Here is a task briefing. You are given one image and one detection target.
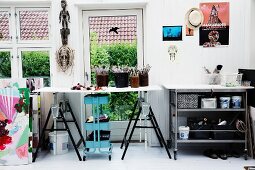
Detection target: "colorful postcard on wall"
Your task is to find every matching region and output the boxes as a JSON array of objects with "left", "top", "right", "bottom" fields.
[
  {"left": 186, "top": 25, "right": 194, "bottom": 36},
  {"left": 199, "top": 2, "right": 229, "bottom": 47},
  {"left": 163, "top": 26, "right": 182, "bottom": 41},
  {"left": 0, "top": 87, "right": 30, "bottom": 165}
]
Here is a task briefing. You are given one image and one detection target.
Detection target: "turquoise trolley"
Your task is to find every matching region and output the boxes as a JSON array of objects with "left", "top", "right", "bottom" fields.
[{"left": 83, "top": 94, "right": 112, "bottom": 161}]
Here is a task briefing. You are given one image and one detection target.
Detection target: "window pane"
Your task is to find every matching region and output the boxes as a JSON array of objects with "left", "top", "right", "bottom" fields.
[
  {"left": 89, "top": 15, "right": 138, "bottom": 121},
  {"left": 0, "top": 11, "right": 11, "bottom": 41},
  {"left": 21, "top": 51, "right": 50, "bottom": 86},
  {"left": 19, "top": 10, "right": 49, "bottom": 41},
  {"left": 0, "top": 51, "right": 11, "bottom": 78}
]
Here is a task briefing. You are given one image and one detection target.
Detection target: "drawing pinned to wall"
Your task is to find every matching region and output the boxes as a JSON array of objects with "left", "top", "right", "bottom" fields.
[
  {"left": 168, "top": 45, "right": 178, "bottom": 62},
  {"left": 199, "top": 2, "right": 229, "bottom": 47},
  {"left": 0, "top": 87, "right": 31, "bottom": 165},
  {"left": 163, "top": 26, "right": 182, "bottom": 41},
  {"left": 186, "top": 26, "right": 194, "bottom": 36}
]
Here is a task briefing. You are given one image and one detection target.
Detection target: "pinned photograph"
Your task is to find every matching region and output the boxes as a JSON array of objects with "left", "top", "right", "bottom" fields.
[
  {"left": 163, "top": 26, "right": 182, "bottom": 41},
  {"left": 186, "top": 26, "right": 194, "bottom": 36}
]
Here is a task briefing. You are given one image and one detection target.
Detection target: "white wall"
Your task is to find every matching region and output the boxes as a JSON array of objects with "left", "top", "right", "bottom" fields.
[
  {"left": 43, "top": 0, "right": 253, "bottom": 145},
  {"left": 47, "top": 0, "right": 252, "bottom": 87}
]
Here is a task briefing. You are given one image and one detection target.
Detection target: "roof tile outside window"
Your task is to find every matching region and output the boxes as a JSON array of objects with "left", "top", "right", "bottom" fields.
[
  {"left": 89, "top": 15, "right": 137, "bottom": 44},
  {"left": 19, "top": 10, "right": 49, "bottom": 41},
  {"left": 0, "top": 11, "right": 11, "bottom": 41}
]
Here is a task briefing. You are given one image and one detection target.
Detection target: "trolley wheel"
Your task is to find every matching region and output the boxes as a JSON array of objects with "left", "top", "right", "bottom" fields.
[
  {"left": 83, "top": 156, "right": 86, "bottom": 161},
  {"left": 86, "top": 148, "right": 90, "bottom": 152},
  {"left": 109, "top": 155, "right": 111, "bottom": 161},
  {"left": 174, "top": 151, "right": 177, "bottom": 160},
  {"left": 244, "top": 153, "right": 248, "bottom": 160},
  {"left": 244, "top": 150, "right": 248, "bottom": 160}
]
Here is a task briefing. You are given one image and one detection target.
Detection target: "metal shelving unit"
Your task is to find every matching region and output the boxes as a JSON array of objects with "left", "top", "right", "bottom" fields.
[{"left": 168, "top": 88, "right": 250, "bottom": 160}]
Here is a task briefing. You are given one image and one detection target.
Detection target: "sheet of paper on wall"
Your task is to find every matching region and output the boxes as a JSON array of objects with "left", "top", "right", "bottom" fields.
[{"left": 199, "top": 2, "right": 229, "bottom": 48}]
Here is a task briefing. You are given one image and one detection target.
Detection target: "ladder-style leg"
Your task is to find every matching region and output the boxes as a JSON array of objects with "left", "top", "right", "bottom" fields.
[
  {"left": 120, "top": 100, "right": 139, "bottom": 149},
  {"left": 121, "top": 106, "right": 142, "bottom": 160},
  {"left": 33, "top": 108, "right": 52, "bottom": 162},
  {"left": 67, "top": 102, "right": 86, "bottom": 147},
  {"left": 59, "top": 109, "right": 82, "bottom": 161},
  {"left": 149, "top": 107, "right": 172, "bottom": 159}
]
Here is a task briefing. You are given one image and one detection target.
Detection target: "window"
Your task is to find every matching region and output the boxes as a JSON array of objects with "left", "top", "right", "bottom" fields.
[
  {"left": 0, "top": 6, "right": 51, "bottom": 86},
  {"left": 83, "top": 10, "right": 143, "bottom": 121}
]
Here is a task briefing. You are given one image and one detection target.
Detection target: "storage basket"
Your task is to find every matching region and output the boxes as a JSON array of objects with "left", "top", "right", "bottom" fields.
[
  {"left": 201, "top": 98, "right": 217, "bottom": 109},
  {"left": 213, "top": 125, "right": 236, "bottom": 140},
  {"left": 221, "top": 73, "right": 242, "bottom": 87},
  {"left": 177, "top": 94, "right": 199, "bottom": 109},
  {"left": 189, "top": 124, "right": 212, "bottom": 139}
]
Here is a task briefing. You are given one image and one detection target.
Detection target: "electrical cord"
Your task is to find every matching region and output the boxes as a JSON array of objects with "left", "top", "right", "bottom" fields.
[{"left": 236, "top": 119, "right": 246, "bottom": 133}]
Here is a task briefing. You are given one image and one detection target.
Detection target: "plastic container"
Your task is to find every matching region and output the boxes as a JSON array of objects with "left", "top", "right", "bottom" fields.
[
  {"left": 221, "top": 73, "right": 242, "bottom": 87},
  {"left": 231, "top": 96, "right": 242, "bottom": 108},
  {"left": 49, "top": 131, "right": 69, "bottom": 155},
  {"left": 220, "top": 97, "right": 231, "bottom": 109},
  {"left": 204, "top": 74, "right": 221, "bottom": 85},
  {"left": 179, "top": 126, "right": 190, "bottom": 140},
  {"left": 201, "top": 98, "right": 217, "bottom": 108}
]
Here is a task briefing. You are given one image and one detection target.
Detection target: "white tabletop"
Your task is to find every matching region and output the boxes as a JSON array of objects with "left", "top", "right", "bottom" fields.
[
  {"left": 162, "top": 84, "right": 254, "bottom": 90},
  {"left": 33, "top": 85, "right": 162, "bottom": 93}
]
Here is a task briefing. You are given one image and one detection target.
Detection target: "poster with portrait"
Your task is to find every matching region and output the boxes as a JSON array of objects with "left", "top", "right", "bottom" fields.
[{"left": 199, "top": 2, "right": 229, "bottom": 47}]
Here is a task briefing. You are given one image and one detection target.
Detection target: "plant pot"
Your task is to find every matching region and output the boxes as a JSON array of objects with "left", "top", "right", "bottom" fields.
[
  {"left": 96, "top": 74, "right": 109, "bottom": 87},
  {"left": 139, "top": 73, "right": 149, "bottom": 86},
  {"left": 130, "top": 76, "right": 139, "bottom": 88},
  {"left": 114, "top": 73, "right": 129, "bottom": 88}
]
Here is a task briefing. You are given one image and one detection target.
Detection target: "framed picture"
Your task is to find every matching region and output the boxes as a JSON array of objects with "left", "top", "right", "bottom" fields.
[{"left": 163, "top": 26, "right": 182, "bottom": 41}]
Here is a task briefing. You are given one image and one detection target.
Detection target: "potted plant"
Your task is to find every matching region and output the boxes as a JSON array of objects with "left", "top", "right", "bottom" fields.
[
  {"left": 93, "top": 65, "right": 109, "bottom": 87},
  {"left": 111, "top": 66, "right": 130, "bottom": 88},
  {"left": 130, "top": 67, "right": 139, "bottom": 88},
  {"left": 139, "top": 64, "right": 151, "bottom": 87}
]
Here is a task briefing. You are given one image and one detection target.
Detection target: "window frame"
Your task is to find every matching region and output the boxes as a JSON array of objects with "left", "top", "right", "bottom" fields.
[{"left": 15, "top": 7, "right": 51, "bottom": 44}]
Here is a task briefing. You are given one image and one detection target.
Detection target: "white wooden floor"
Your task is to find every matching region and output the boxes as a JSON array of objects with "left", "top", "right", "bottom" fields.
[{"left": 1, "top": 143, "right": 254, "bottom": 170}]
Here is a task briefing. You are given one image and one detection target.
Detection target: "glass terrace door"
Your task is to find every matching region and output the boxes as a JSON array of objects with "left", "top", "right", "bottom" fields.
[{"left": 83, "top": 9, "right": 143, "bottom": 141}]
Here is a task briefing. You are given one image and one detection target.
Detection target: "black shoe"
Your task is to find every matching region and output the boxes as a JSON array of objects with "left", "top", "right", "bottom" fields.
[
  {"left": 203, "top": 149, "right": 218, "bottom": 159},
  {"left": 216, "top": 150, "right": 228, "bottom": 160}
]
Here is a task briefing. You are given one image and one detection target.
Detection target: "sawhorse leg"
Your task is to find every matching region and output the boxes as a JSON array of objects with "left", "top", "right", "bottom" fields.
[
  {"left": 120, "top": 100, "right": 139, "bottom": 149},
  {"left": 58, "top": 109, "right": 82, "bottom": 161},
  {"left": 121, "top": 106, "right": 142, "bottom": 160}
]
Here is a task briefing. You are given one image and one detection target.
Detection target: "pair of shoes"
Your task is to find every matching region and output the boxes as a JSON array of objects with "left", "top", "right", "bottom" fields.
[
  {"left": 203, "top": 149, "right": 218, "bottom": 159},
  {"left": 216, "top": 150, "right": 227, "bottom": 160}
]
